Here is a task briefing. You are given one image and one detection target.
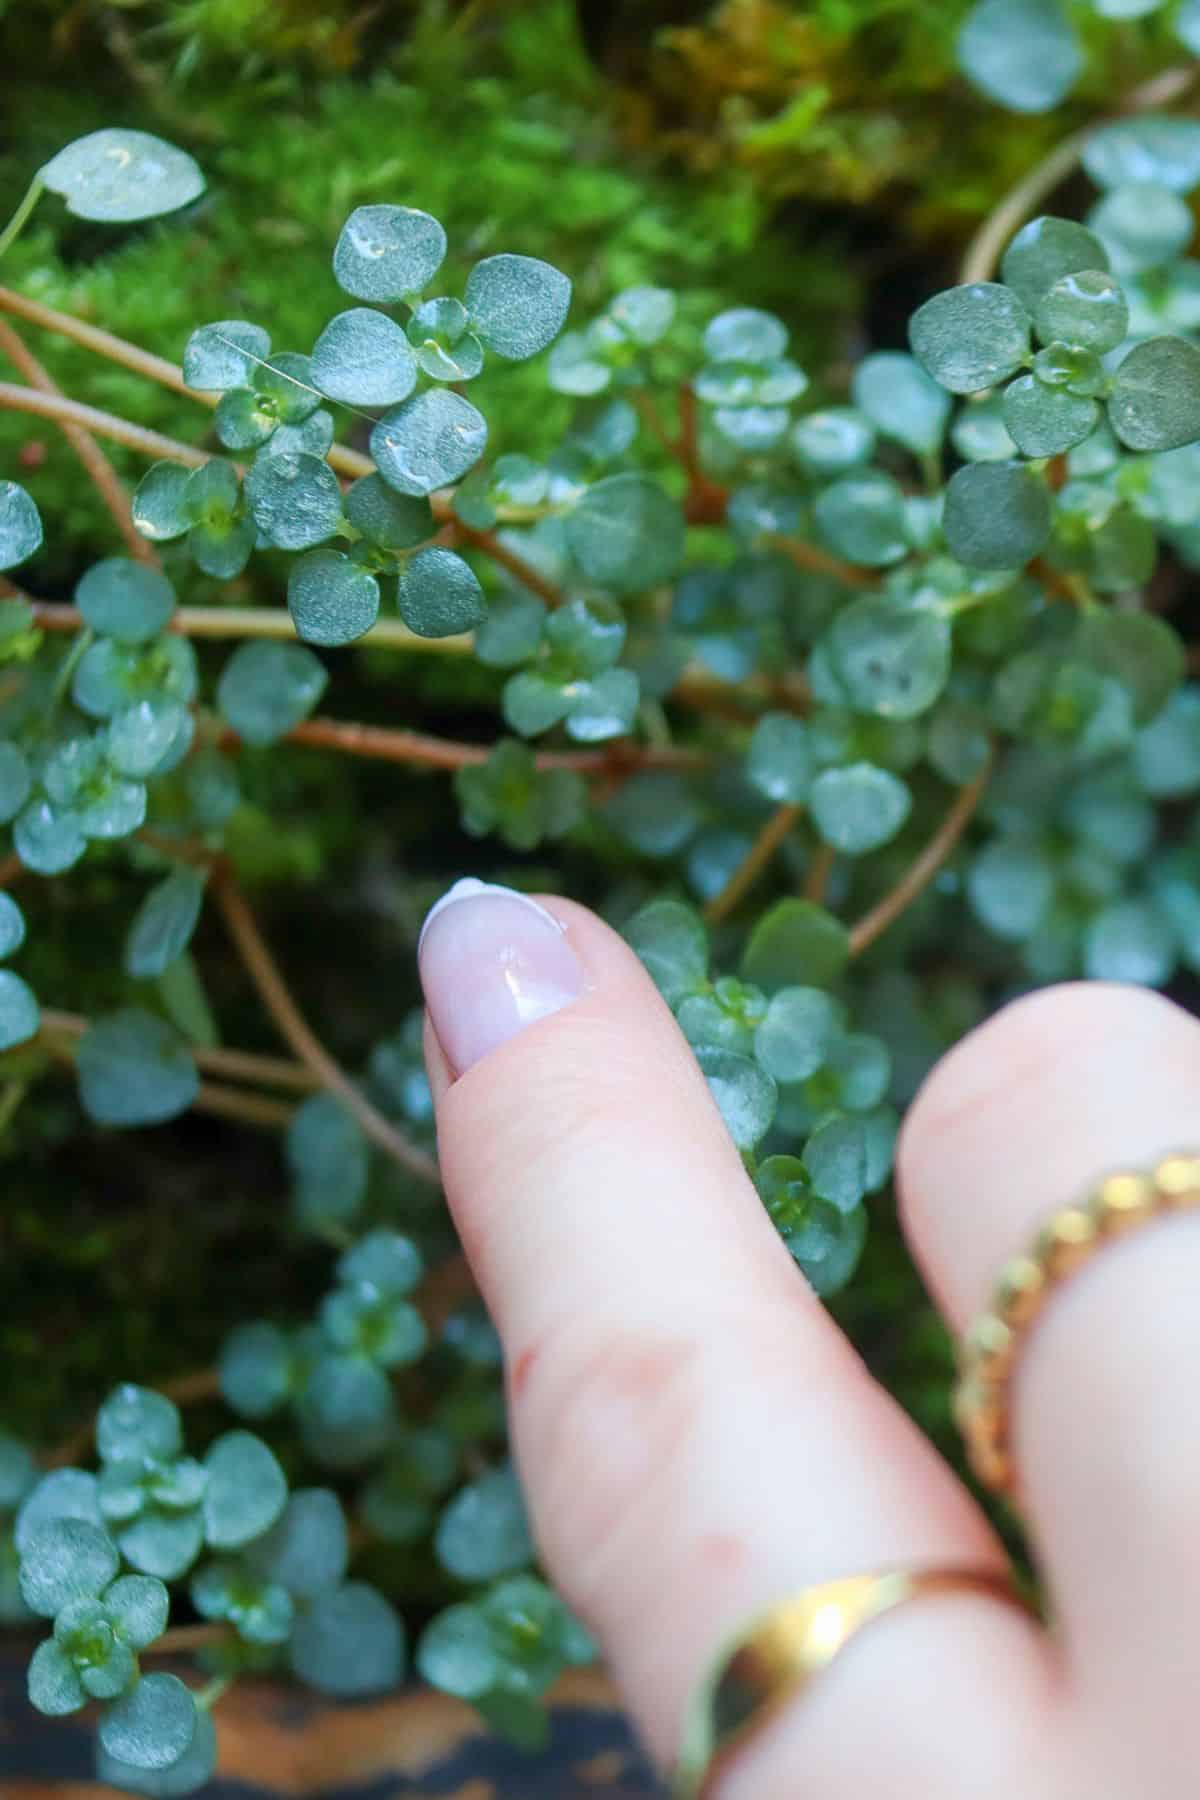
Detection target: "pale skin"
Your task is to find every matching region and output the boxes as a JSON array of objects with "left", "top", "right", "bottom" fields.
[{"left": 419, "top": 882, "right": 1200, "bottom": 1796}]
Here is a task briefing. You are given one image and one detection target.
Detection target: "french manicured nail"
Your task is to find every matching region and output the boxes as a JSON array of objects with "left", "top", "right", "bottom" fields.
[{"left": 418, "top": 878, "right": 582, "bottom": 1074}]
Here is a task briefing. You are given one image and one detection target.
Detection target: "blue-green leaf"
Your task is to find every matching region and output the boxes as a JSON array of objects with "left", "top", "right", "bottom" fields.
[
  {"left": 42, "top": 129, "right": 204, "bottom": 223},
  {"left": 371, "top": 389, "right": 488, "bottom": 497},
  {"left": 217, "top": 641, "right": 328, "bottom": 746},
  {"left": 0, "top": 481, "right": 43, "bottom": 571},
  {"left": 397, "top": 547, "right": 485, "bottom": 638},
  {"left": 565, "top": 473, "right": 684, "bottom": 591},
  {"left": 311, "top": 308, "right": 418, "bottom": 407},
  {"left": 465, "top": 254, "right": 571, "bottom": 361},
  {"left": 436, "top": 1468, "right": 532, "bottom": 1583},
  {"left": 909, "top": 283, "right": 1031, "bottom": 393},
  {"left": 289, "top": 1581, "right": 406, "bottom": 1698},
  {"left": 75, "top": 1010, "right": 199, "bottom": 1128},
  {"left": 97, "top": 1386, "right": 182, "bottom": 1464},
  {"left": 288, "top": 549, "right": 381, "bottom": 647},
  {"left": 182, "top": 321, "right": 271, "bottom": 392},
  {"left": 19, "top": 1519, "right": 119, "bottom": 1617},
  {"left": 124, "top": 868, "right": 205, "bottom": 981},
  {"left": 956, "top": 0, "right": 1081, "bottom": 113},
  {"left": 333, "top": 205, "right": 446, "bottom": 303},
  {"left": 98, "top": 1672, "right": 198, "bottom": 1772},
  {"left": 243, "top": 452, "right": 343, "bottom": 551},
  {"left": 202, "top": 1432, "right": 287, "bottom": 1550},
  {"left": 75, "top": 560, "right": 175, "bottom": 644},
  {"left": 0, "top": 970, "right": 39, "bottom": 1051}
]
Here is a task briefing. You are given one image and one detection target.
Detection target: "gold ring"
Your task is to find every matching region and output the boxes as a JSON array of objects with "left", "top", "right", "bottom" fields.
[
  {"left": 673, "top": 1564, "right": 1022, "bottom": 1798},
  {"left": 954, "top": 1152, "right": 1200, "bottom": 1497}
]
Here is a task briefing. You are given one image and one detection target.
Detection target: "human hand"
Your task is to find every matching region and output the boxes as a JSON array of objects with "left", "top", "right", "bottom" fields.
[{"left": 419, "top": 878, "right": 1200, "bottom": 1797}]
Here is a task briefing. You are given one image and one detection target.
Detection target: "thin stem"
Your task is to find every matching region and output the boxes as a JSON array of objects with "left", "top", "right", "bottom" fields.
[
  {"left": 276, "top": 714, "right": 709, "bottom": 774},
  {"left": 0, "top": 853, "right": 22, "bottom": 887},
  {"left": 960, "top": 65, "right": 1198, "bottom": 285},
  {"left": 0, "top": 1078, "right": 27, "bottom": 1139},
  {"left": 704, "top": 803, "right": 802, "bottom": 926},
  {"left": 155, "top": 1624, "right": 233, "bottom": 1656},
  {"left": 36, "top": 1008, "right": 319, "bottom": 1092},
  {"left": 211, "top": 865, "right": 440, "bottom": 1185},
  {"left": 193, "top": 1080, "right": 295, "bottom": 1129},
  {"left": 0, "top": 174, "right": 45, "bottom": 260},
  {"left": 447, "top": 518, "right": 565, "bottom": 609},
  {"left": 0, "top": 381, "right": 210, "bottom": 466},
  {"left": 28, "top": 598, "right": 471, "bottom": 655},
  {"left": 196, "top": 1673, "right": 234, "bottom": 1711},
  {"left": 848, "top": 754, "right": 994, "bottom": 958},
  {"left": 0, "top": 319, "right": 156, "bottom": 563},
  {"left": 770, "top": 533, "right": 879, "bottom": 591},
  {"left": 0, "top": 286, "right": 374, "bottom": 479},
  {"left": 803, "top": 842, "right": 835, "bottom": 905},
  {"left": 50, "top": 626, "right": 92, "bottom": 709},
  {"left": 677, "top": 382, "right": 730, "bottom": 524}
]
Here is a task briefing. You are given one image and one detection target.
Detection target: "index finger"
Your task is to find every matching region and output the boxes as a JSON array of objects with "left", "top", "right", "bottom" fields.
[{"left": 418, "top": 881, "right": 1046, "bottom": 1791}]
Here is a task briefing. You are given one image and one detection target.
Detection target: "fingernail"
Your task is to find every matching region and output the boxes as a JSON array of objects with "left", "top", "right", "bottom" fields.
[{"left": 418, "top": 878, "right": 582, "bottom": 1075}]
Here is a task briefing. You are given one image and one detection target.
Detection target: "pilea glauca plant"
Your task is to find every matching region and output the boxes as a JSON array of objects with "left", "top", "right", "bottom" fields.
[{"left": 7, "top": 82, "right": 1200, "bottom": 1790}]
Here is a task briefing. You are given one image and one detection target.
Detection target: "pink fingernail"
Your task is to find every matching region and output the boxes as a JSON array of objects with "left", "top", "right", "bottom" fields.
[{"left": 418, "top": 878, "right": 582, "bottom": 1075}]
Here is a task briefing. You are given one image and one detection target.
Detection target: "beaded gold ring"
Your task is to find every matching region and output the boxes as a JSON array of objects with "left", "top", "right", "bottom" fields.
[{"left": 954, "top": 1152, "right": 1200, "bottom": 1496}]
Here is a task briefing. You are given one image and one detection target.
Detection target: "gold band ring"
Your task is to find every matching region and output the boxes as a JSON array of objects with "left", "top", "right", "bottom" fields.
[
  {"left": 955, "top": 1152, "right": 1200, "bottom": 1497},
  {"left": 673, "top": 1564, "right": 1022, "bottom": 1798}
]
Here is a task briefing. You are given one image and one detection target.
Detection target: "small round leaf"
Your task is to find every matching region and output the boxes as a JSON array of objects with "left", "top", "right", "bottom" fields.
[
  {"left": 465, "top": 254, "right": 571, "bottom": 361},
  {"left": 397, "top": 547, "right": 485, "bottom": 638},
  {"left": 0, "top": 970, "right": 39, "bottom": 1052},
  {"left": 942, "top": 461, "right": 1052, "bottom": 569},
  {"left": 28, "top": 1638, "right": 87, "bottom": 1716},
  {"left": 288, "top": 549, "right": 381, "bottom": 647},
  {"left": 105, "top": 1575, "right": 170, "bottom": 1651},
  {"left": 97, "top": 1386, "right": 182, "bottom": 1464},
  {"left": 217, "top": 641, "right": 328, "bottom": 746},
  {"left": 565, "top": 473, "right": 684, "bottom": 591},
  {"left": 851, "top": 352, "right": 950, "bottom": 455},
  {"left": 311, "top": 308, "right": 418, "bottom": 407},
  {"left": 19, "top": 1519, "right": 119, "bottom": 1617},
  {"left": 243, "top": 452, "right": 343, "bottom": 551},
  {"left": 290, "top": 1581, "right": 406, "bottom": 1698},
  {"left": 75, "top": 1009, "right": 199, "bottom": 1128},
  {"left": 202, "top": 1431, "right": 287, "bottom": 1550},
  {"left": 1000, "top": 216, "right": 1110, "bottom": 314},
  {"left": 42, "top": 129, "right": 203, "bottom": 223},
  {"left": 333, "top": 205, "right": 446, "bottom": 302},
  {"left": 0, "top": 481, "right": 43, "bottom": 571},
  {"left": 909, "top": 283, "right": 1031, "bottom": 394},
  {"left": 956, "top": 0, "right": 1082, "bottom": 113},
  {"left": 1109, "top": 336, "right": 1200, "bottom": 451},
  {"left": 809, "top": 763, "right": 912, "bottom": 855},
  {"left": 98, "top": 1672, "right": 198, "bottom": 1772},
  {"left": 371, "top": 389, "right": 488, "bottom": 497}
]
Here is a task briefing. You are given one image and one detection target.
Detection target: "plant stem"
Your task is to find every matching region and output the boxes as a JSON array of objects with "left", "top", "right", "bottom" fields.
[
  {"left": 28, "top": 598, "right": 472, "bottom": 654},
  {"left": 50, "top": 626, "right": 92, "bottom": 708},
  {"left": 0, "top": 853, "right": 22, "bottom": 887},
  {"left": 274, "top": 714, "right": 709, "bottom": 773},
  {"left": 0, "top": 1078, "right": 27, "bottom": 1139},
  {"left": 770, "top": 533, "right": 879, "bottom": 591},
  {"left": 960, "top": 65, "right": 1198, "bottom": 285},
  {"left": 704, "top": 803, "right": 802, "bottom": 926},
  {"left": 37, "top": 1008, "right": 319, "bottom": 1091},
  {"left": 676, "top": 383, "right": 730, "bottom": 524},
  {"left": 0, "top": 175, "right": 45, "bottom": 260},
  {"left": 447, "top": 517, "right": 565, "bottom": 608},
  {"left": 211, "top": 865, "right": 440, "bottom": 1185},
  {"left": 0, "top": 285, "right": 374, "bottom": 478},
  {"left": 196, "top": 1673, "right": 235, "bottom": 1711},
  {"left": 803, "top": 842, "right": 835, "bottom": 904},
  {"left": 847, "top": 753, "right": 994, "bottom": 957},
  {"left": 0, "top": 319, "right": 156, "bottom": 563},
  {"left": 193, "top": 1080, "right": 295, "bottom": 1128},
  {"left": 153, "top": 1623, "right": 234, "bottom": 1655},
  {"left": 0, "top": 380, "right": 210, "bottom": 465}
]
